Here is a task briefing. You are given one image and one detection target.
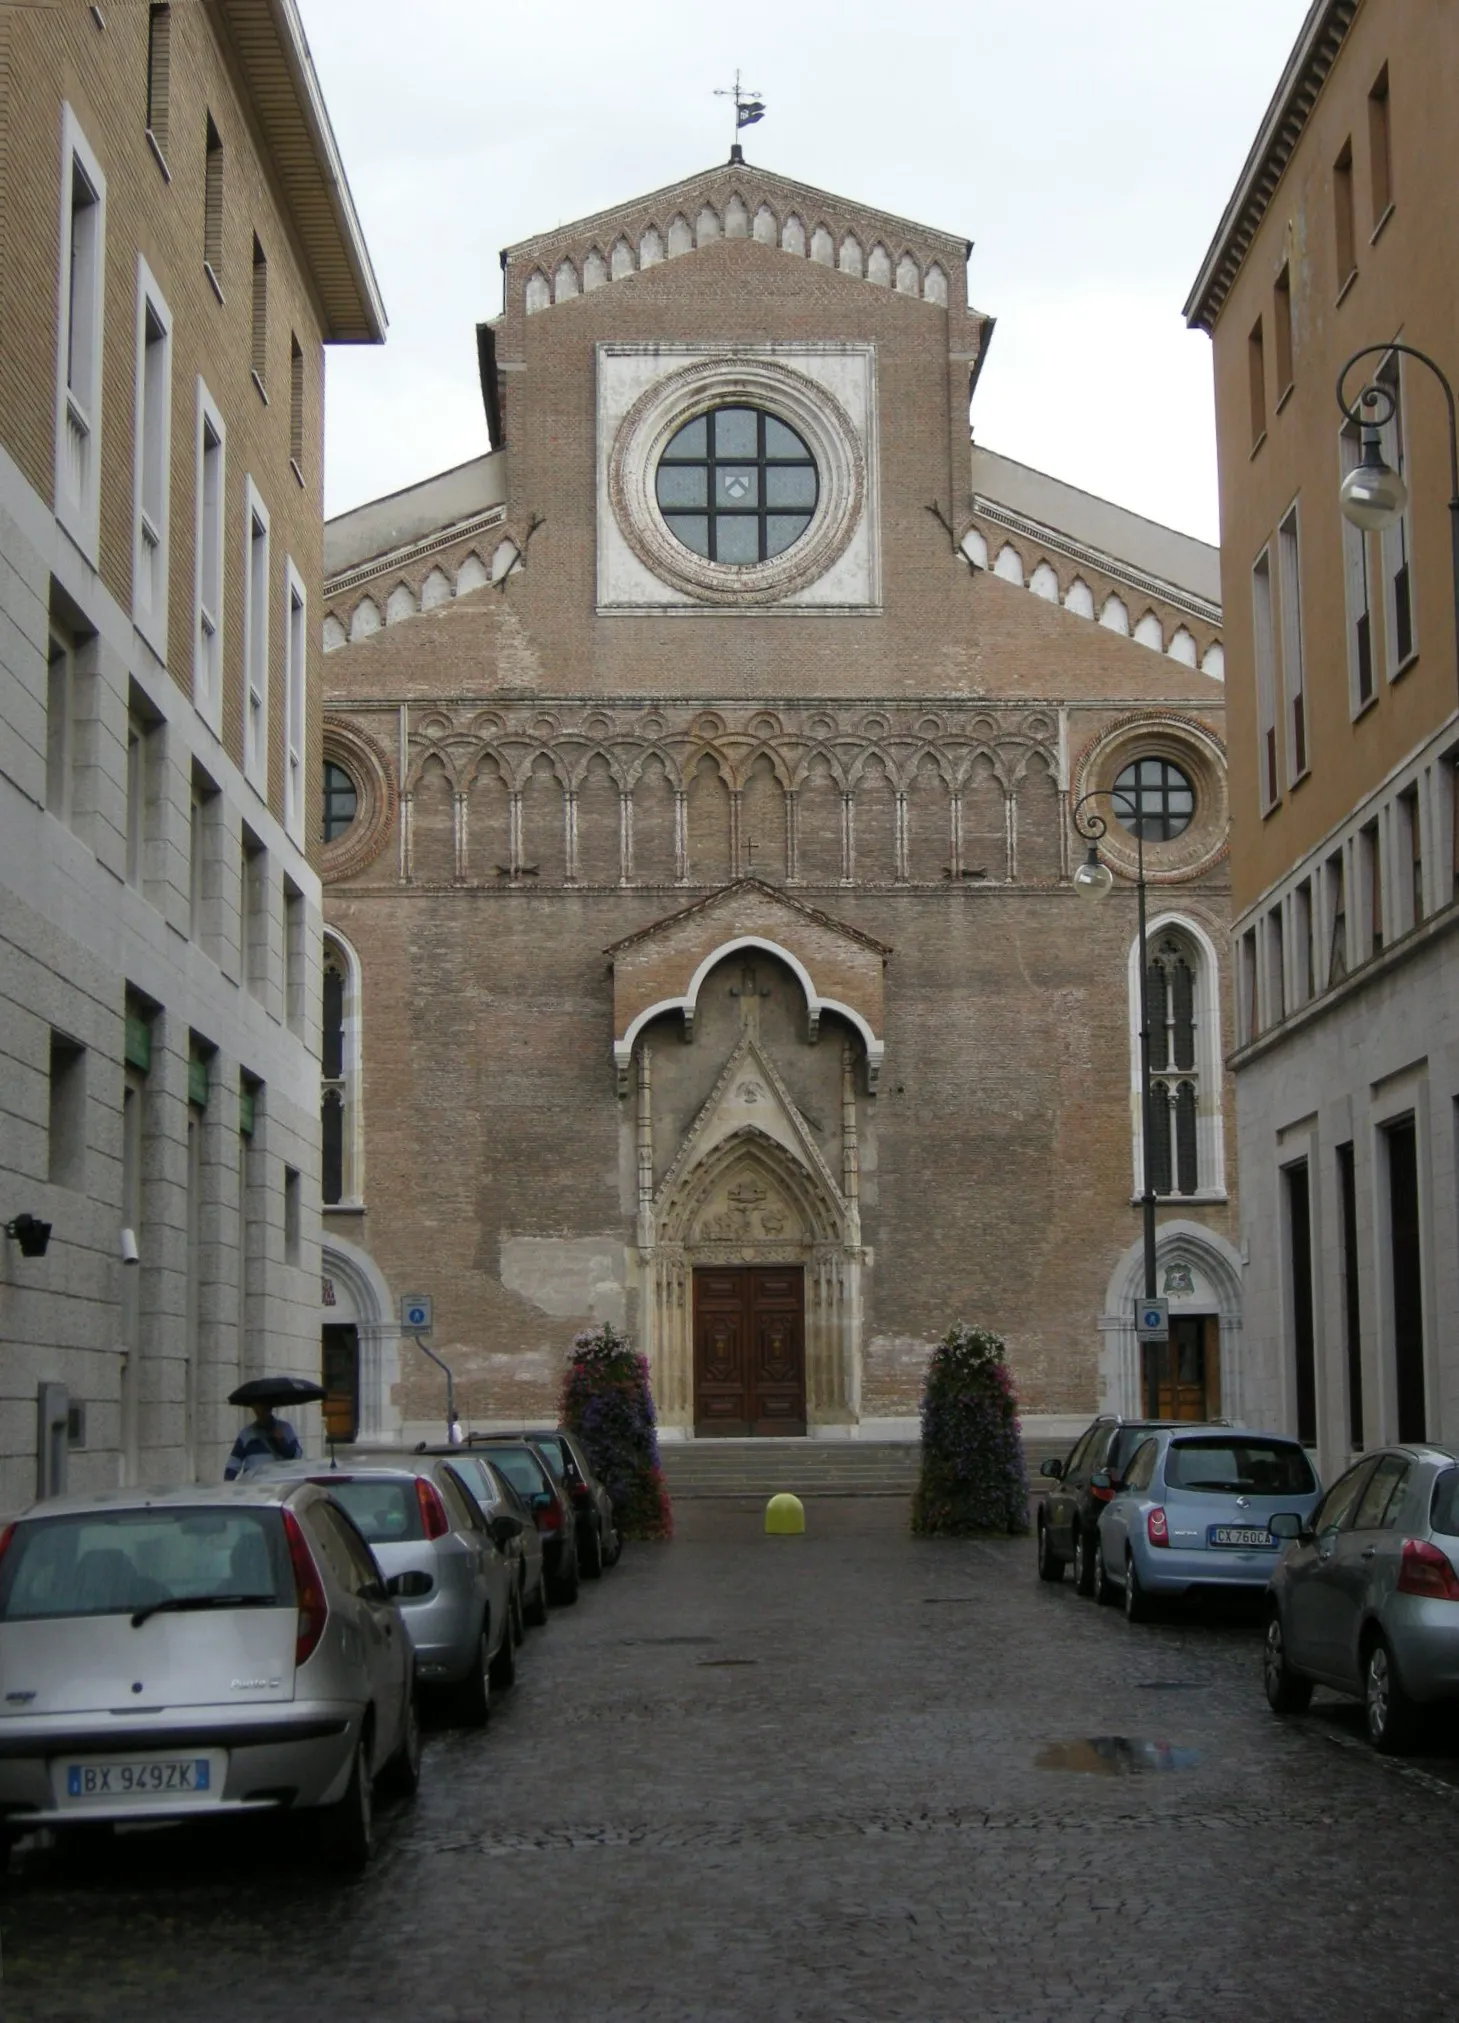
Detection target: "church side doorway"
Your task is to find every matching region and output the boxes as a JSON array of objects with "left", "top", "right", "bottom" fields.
[
  {"left": 693, "top": 1266, "right": 806, "bottom": 1436},
  {"left": 1142, "top": 1316, "right": 1221, "bottom": 1421}
]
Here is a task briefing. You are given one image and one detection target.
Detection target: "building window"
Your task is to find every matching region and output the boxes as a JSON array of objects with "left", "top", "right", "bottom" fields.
[
  {"left": 655, "top": 406, "right": 818, "bottom": 563},
  {"left": 322, "top": 761, "right": 358, "bottom": 842},
  {"left": 284, "top": 1166, "right": 302, "bottom": 1267},
  {"left": 1278, "top": 504, "right": 1307, "bottom": 781},
  {"left": 203, "top": 114, "right": 224, "bottom": 289},
  {"left": 1361, "top": 818, "right": 1383, "bottom": 956},
  {"left": 239, "top": 826, "right": 267, "bottom": 996},
  {"left": 243, "top": 482, "right": 269, "bottom": 792},
  {"left": 1294, "top": 879, "right": 1315, "bottom": 1006},
  {"left": 145, "top": 5, "right": 171, "bottom": 161},
  {"left": 1239, "top": 926, "right": 1258, "bottom": 1045},
  {"left": 283, "top": 879, "right": 306, "bottom": 1035},
  {"left": 1340, "top": 422, "right": 1376, "bottom": 710},
  {"left": 55, "top": 109, "right": 107, "bottom": 556},
  {"left": 1137, "top": 925, "right": 1221, "bottom": 1199},
  {"left": 46, "top": 619, "right": 77, "bottom": 822},
  {"left": 1368, "top": 64, "right": 1392, "bottom": 227},
  {"left": 1334, "top": 137, "right": 1356, "bottom": 291},
  {"left": 284, "top": 563, "right": 306, "bottom": 844},
  {"left": 1111, "top": 758, "right": 1194, "bottom": 840},
  {"left": 289, "top": 335, "right": 305, "bottom": 479},
  {"left": 250, "top": 235, "right": 268, "bottom": 394},
  {"left": 48, "top": 1032, "right": 87, "bottom": 1190},
  {"left": 125, "top": 689, "right": 162, "bottom": 893},
  {"left": 1267, "top": 906, "right": 1286, "bottom": 1024},
  {"left": 133, "top": 265, "right": 173, "bottom": 647},
  {"left": 1326, "top": 849, "right": 1348, "bottom": 985},
  {"left": 1376, "top": 353, "right": 1417, "bottom": 672},
  {"left": 1385, "top": 1117, "right": 1425, "bottom": 1442},
  {"left": 1252, "top": 548, "right": 1279, "bottom": 810},
  {"left": 1336, "top": 1140, "right": 1364, "bottom": 1449},
  {"left": 189, "top": 764, "right": 220, "bottom": 946},
  {"left": 321, "top": 934, "right": 361, "bottom": 1206},
  {"left": 194, "top": 384, "right": 225, "bottom": 725},
  {"left": 1247, "top": 317, "right": 1266, "bottom": 448},
  {"left": 1273, "top": 265, "right": 1294, "bottom": 400},
  {"left": 1284, "top": 1161, "right": 1317, "bottom": 1446},
  {"left": 1399, "top": 785, "right": 1423, "bottom": 930}
]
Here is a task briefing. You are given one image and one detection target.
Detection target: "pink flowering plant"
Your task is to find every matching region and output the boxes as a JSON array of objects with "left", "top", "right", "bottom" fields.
[
  {"left": 911, "top": 1322, "right": 1030, "bottom": 1537},
  {"left": 559, "top": 1322, "right": 673, "bottom": 1541}
]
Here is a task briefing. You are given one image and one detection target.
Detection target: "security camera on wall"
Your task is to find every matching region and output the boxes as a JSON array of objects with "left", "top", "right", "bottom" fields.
[{"left": 120, "top": 1227, "right": 139, "bottom": 1266}]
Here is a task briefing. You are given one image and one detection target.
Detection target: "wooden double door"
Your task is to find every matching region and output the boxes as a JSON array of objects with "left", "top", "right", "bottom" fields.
[
  {"left": 694, "top": 1266, "right": 806, "bottom": 1436},
  {"left": 1142, "top": 1315, "right": 1221, "bottom": 1421}
]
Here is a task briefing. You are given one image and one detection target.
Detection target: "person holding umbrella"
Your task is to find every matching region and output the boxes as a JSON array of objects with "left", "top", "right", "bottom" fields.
[{"left": 224, "top": 1376, "right": 325, "bottom": 1479}]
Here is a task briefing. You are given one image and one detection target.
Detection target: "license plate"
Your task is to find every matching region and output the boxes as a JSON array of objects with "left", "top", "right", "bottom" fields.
[
  {"left": 58, "top": 1751, "right": 224, "bottom": 1805},
  {"left": 1208, "top": 1524, "right": 1275, "bottom": 1549}
]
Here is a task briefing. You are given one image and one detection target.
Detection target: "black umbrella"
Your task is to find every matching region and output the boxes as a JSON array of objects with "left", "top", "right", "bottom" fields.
[{"left": 228, "top": 1376, "right": 327, "bottom": 1409}]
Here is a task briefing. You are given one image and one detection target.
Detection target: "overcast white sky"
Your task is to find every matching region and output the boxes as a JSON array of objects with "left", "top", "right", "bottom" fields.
[{"left": 305, "top": 0, "right": 1311, "bottom": 545}]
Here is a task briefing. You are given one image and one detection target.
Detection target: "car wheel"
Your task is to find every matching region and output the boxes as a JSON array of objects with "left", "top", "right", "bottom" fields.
[
  {"left": 1072, "top": 1527, "right": 1096, "bottom": 1597},
  {"left": 1262, "top": 1609, "right": 1313, "bottom": 1715},
  {"left": 580, "top": 1519, "right": 604, "bottom": 1581},
  {"left": 317, "top": 1734, "right": 375, "bottom": 1874},
  {"left": 489, "top": 1612, "right": 518, "bottom": 1692},
  {"left": 449, "top": 1626, "right": 492, "bottom": 1727},
  {"left": 378, "top": 1690, "right": 422, "bottom": 1800},
  {"left": 1091, "top": 1539, "right": 1115, "bottom": 1607},
  {"left": 524, "top": 1572, "right": 549, "bottom": 1627},
  {"left": 1365, "top": 1635, "right": 1418, "bottom": 1755},
  {"left": 1123, "top": 1553, "right": 1154, "bottom": 1625},
  {"left": 1036, "top": 1515, "right": 1066, "bottom": 1584}
]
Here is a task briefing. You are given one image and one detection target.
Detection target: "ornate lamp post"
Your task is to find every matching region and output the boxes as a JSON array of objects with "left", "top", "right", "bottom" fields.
[
  {"left": 1336, "top": 342, "right": 1459, "bottom": 709},
  {"left": 1072, "top": 786, "right": 1158, "bottom": 1324}
]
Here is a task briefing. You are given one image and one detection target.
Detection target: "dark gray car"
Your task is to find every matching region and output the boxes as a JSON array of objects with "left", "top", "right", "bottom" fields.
[
  {"left": 1265, "top": 1444, "right": 1459, "bottom": 1752},
  {"left": 498, "top": 1429, "right": 620, "bottom": 1579},
  {"left": 405, "top": 1449, "right": 548, "bottom": 1630}
]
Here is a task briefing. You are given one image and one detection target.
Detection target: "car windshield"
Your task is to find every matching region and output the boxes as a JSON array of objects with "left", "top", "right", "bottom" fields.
[
  {"left": 485, "top": 1447, "right": 550, "bottom": 1499},
  {"left": 1164, "top": 1439, "right": 1315, "bottom": 1495},
  {"left": 0, "top": 1508, "right": 290, "bottom": 1622},
  {"left": 327, "top": 1480, "right": 425, "bottom": 1544}
]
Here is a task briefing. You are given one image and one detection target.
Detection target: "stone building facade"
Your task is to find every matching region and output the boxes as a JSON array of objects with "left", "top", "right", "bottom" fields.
[
  {"left": 321, "top": 157, "right": 1237, "bottom": 1444},
  {"left": 0, "top": 4, "right": 383, "bottom": 1503},
  {"left": 1187, "top": 0, "right": 1459, "bottom": 1482}
]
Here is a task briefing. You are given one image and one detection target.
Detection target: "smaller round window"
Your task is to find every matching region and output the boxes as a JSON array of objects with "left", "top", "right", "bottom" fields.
[
  {"left": 323, "top": 761, "right": 358, "bottom": 843},
  {"left": 655, "top": 405, "right": 818, "bottom": 564},
  {"left": 1113, "top": 758, "right": 1195, "bottom": 841}
]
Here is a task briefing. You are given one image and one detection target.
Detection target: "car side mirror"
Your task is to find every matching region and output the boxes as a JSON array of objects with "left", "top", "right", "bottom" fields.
[
  {"left": 491, "top": 1512, "right": 524, "bottom": 1547},
  {"left": 1039, "top": 1458, "right": 1063, "bottom": 1479},
  {"left": 1268, "top": 1511, "right": 1309, "bottom": 1542},
  {"left": 385, "top": 1569, "right": 434, "bottom": 1600},
  {"left": 1091, "top": 1469, "right": 1113, "bottom": 1493}
]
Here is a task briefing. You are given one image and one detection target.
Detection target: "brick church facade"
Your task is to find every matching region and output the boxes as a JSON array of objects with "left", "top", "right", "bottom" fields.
[{"left": 318, "top": 157, "right": 1240, "bottom": 1445}]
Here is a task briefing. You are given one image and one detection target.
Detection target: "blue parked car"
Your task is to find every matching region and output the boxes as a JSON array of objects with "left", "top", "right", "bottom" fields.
[{"left": 1092, "top": 1428, "right": 1323, "bottom": 1622}]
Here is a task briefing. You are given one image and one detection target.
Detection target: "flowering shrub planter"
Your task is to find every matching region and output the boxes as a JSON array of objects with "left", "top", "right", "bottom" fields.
[
  {"left": 911, "top": 1323, "right": 1030, "bottom": 1537},
  {"left": 560, "top": 1323, "right": 674, "bottom": 1541}
]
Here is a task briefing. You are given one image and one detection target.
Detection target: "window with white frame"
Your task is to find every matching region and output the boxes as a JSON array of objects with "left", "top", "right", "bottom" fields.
[
  {"left": 193, "top": 383, "right": 225, "bottom": 726},
  {"left": 242, "top": 480, "right": 269, "bottom": 792},
  {"left": 55, "top": 107, "right": 107, "bottom": 556},
  {"left": 1339, "top": 421, "right": 1377, "bottom": 711},
  {"left": 132, "top": 261, "right": 173, "bottom": 649},
  {"left": 1278, "top": 503, "right": 1307, "bottom": 782},
  {"left": 1252, "top": 547, "right": 1279, "bottom": 811},
  {"left": 1377, "top": 352, "right": 1418, "bottom": 673},
  {"left": 284, "top": 560, "right": 306, "bottom": 843},
  {"left": 1133, "top": 922, "right": 1224, "bottom": 1199}
]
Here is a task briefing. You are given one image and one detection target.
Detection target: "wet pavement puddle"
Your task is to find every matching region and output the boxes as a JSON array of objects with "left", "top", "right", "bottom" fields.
[{"left": 1036, "top": 1737, "right": 1201, "bottom": 1776}]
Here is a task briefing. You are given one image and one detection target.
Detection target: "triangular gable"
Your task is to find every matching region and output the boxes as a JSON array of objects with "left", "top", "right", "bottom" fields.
[{"left": 654, "top": 1030, "right": 846, "bottom": 1217}]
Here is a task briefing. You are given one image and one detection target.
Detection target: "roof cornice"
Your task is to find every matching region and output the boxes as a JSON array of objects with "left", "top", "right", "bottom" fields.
[
  {"left": 1183, "top": 0, "right": 1359, "bottom": 335},
  {"left": 210, "top": 0, "right": 386, "bottom": 343},
  {"left": 970, "top": 496, "right": 1223, "bottom": 628}
]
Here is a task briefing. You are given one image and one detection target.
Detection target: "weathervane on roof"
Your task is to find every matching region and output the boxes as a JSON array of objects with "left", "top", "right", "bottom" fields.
[{"left": 714, "top": 71, "right": 765, "bottom": 164}]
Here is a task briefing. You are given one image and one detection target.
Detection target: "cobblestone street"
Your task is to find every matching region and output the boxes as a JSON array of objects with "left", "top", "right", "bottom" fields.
[{"left": 5, "top": 1498, "right": 1457, "bottom": 2023}]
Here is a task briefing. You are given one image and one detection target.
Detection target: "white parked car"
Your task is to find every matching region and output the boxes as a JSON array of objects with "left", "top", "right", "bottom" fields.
[{"left": 0, "top": 1481, "right": 422, "bottom": 1871}]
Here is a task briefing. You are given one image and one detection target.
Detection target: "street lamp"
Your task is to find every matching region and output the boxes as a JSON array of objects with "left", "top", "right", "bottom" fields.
[
  {"left": 1072, "top": 784, "right": 1159, "bottom": 1406},
  {"left": 1337, "top": 343, "right": 1459, "bottom": 708}
]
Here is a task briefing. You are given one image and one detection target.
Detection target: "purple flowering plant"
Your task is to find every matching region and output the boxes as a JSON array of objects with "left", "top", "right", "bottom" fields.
[
  {"left": 911, "top": 1322, "right": 1030, "bottom": 1537},
  {"left": 559, "top": 1322, "right": 673, "bottom": 1542}
]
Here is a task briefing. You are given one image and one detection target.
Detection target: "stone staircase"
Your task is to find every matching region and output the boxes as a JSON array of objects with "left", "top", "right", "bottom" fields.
[{"left": 658, "top": 1436, "right": 1070, "bottom": 1500}]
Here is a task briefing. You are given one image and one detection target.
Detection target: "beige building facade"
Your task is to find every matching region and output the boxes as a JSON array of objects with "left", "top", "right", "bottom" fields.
[
  {"left": 1187, "top": 0, "right": 1459, "bottom": 1480},
  {"left": 320, "top": 157, "right": 1238, "bottom": 1446},
  {"left": 0, "top": 3, "right": 383, "bottom": 1503}
]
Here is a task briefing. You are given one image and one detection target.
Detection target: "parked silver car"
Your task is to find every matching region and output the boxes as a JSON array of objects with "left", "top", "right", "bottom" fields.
[
  {"left": 1265, "top": 1444, "right": 1459, "bottom": 1752},
  {"left": 248, "top": 1459, "right": 513, "bottom": 1720},
  {"left": 0, "top": 1482, "right": 419, "bottom": 1871},
  {"left": 417, "top": 1449, "right": 549, "bottom": 1629}
]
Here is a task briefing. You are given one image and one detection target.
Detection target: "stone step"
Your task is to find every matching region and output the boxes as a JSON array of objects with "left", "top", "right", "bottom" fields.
[{"left": 657, "top": 1436, "right": 1071, "bottom": 1499}]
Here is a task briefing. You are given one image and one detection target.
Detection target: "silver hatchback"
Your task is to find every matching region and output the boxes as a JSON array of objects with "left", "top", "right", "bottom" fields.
[
  {"left": 1265, "top": 1444, "right": 1459, "bottom": 1751},
  {"left": 248, "top": 1460, "right": 513, "bottom": 1722},
  {"left": 0, "top": 1482, "right": 419, "bottom": 1870}
]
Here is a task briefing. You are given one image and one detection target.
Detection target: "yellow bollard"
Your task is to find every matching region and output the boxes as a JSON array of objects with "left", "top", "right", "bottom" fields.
[{"left": 764, "top": 1492, "right": 805, "bottom": 1536}]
